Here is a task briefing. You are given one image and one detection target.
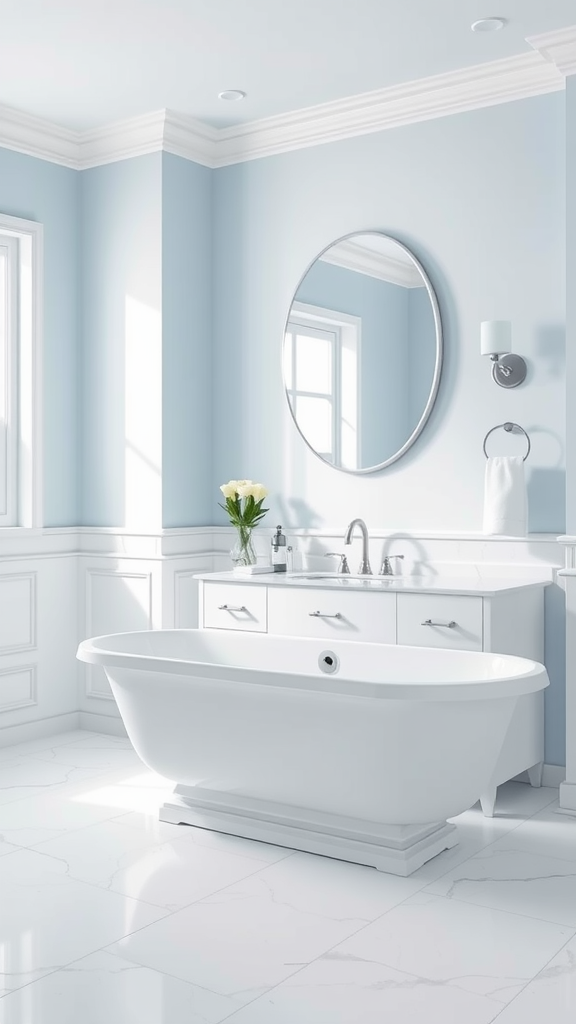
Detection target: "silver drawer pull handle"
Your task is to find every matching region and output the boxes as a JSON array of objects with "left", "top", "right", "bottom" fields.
[
  {"left": 309, "top": 611, "right": 342, "bottom": 619},
  {"left": 218, "top": 604, "right": 247, "bottom": 612},
  {"left": 422, "top": 618, "right": 457, "bottom": 628}
]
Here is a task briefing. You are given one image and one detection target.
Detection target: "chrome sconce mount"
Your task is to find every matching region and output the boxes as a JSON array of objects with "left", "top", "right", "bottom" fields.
[{"left": 481, "top": 321, "right": 527, "bottom": 389}]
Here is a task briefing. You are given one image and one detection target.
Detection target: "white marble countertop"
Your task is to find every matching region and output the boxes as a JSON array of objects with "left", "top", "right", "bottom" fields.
[{"left": 194, "top": 571, "right": 552, "bottom": 597}]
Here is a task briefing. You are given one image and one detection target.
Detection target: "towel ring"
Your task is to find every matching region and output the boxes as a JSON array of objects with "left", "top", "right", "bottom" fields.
[{"left": 483, "top": 422, "right": 531, "bottom": 461}]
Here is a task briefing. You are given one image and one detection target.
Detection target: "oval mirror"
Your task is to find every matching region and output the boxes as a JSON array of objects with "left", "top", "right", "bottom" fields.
[{"left": 283, "top": 231, "right": 442, "bottom": 473}]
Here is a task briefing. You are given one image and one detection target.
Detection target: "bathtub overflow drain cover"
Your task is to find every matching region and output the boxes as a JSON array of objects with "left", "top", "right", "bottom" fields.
[{"left": 319, "top": 651, "right": 340, "bottom": 674}]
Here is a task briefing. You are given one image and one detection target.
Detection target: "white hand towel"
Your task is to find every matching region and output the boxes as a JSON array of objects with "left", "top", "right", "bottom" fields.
[{"left": 483, "top": 456, "right": 527, "bottom": 536}]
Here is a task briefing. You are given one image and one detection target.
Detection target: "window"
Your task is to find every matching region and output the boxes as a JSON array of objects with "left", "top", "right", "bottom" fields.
[
  {"left": 284, "top": 302, "right": 360, "bottom": 470},
  {"left": 0, "top": 234, "right": 18, "bottom": 523},
  {"left": 0, "top": 215, "right": 42, "bottom": 527}
]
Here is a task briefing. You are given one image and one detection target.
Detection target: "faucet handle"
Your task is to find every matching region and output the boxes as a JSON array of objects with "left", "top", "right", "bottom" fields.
[
  {"left": 379, "top": 554, "right": 405, "bottom": 576},
  {"left": 325, "top": 552, "right": 351, "bottom": 575}
]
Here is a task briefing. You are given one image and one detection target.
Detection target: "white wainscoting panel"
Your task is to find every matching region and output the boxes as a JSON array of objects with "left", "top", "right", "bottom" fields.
[
  {"left": 0, "top": 572, "right": 36, "bottom": 653},
  {"left": 0, "top": 552, "right": 79, "bottom": 744},
  {"left": 173, "top": 570, "right": 200, "bottom": 628},
  {"left": 83, "top": 566, "right": 153, "bottom": 701},
  {"left": 77, "top": 534, "right": 216, "bottom": 727},
  {"left": 0, "top": 664, "right": 37, "bottom": 711}
]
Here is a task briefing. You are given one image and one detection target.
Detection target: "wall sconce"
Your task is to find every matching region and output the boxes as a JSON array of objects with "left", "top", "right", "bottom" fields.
[{"left": 480, "top": 320, "right": 527, "bottom": 388}]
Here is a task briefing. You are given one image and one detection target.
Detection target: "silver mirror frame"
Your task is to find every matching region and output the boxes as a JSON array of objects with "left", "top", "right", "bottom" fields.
[{"left": 282, "top": 231, "right": 443, "bottom": 475}]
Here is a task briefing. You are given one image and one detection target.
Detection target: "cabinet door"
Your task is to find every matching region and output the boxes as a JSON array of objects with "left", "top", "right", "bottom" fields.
[
  {"left": 397, "top": 594, "right": 483, "bottom": 650},
  {"left": 203, "top": 582, "right": 267, "bottom": 632},
  {"left": 267, "top": 587, "right": 396, "bottom": 643}
]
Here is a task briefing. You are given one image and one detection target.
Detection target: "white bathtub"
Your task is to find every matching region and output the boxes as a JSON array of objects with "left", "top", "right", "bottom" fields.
[{"left": 77, "top": 629, "right": 549, "bottom": 875}]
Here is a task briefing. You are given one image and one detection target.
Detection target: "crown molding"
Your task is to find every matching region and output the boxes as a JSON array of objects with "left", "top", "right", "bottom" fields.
[
  {"left": 161, "top": 110, "right": 218, "bottom": 168},
  {"left": 77, "top": 110, "right": 166, "bottom": 168},
  {"left": 527, "top": 25, "right": 576, "bottom": 76},
  {"left": 320, "top": 240, "right": 423, "bottom": 288},
  {"left": 0, "top": 29, "right": 573, "bottom": 171},
  {"left": 212, "top": 50, "right": 563, "bottom": 166},
  {"left": 78, "top": 108, "right": 219, "bottom": 170},
  {"left": 0, "top": 102, "right": 78, "bottom": 168}
]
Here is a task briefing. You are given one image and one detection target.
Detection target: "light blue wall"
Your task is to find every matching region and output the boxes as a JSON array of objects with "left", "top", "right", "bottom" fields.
[
  {"left": 79, "top": 154, "right": 163, "bottom": 526},
  {"left": 212, "top": 94, "right": 565, "bottom": 764},
  {"left": 294, "top": 259, "right": 409, "bottom": 465},
  {"left": 212, "top": 95, "right": 565, "bottom": 537},
  {"left": 0, "top": 147, "right": 78, "bottom": 525},
  {"left": 162, "top": 153, "right": 212, "bottom": 526}
]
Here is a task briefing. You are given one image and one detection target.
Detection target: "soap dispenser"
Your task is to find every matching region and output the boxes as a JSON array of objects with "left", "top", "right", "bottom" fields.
[{"left": 271, "top": 525, "right": 287, "bottom": 571}]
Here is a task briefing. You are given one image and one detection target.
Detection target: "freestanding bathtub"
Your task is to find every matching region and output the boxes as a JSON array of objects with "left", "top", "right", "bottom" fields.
[{"left": 77, "top": 629, "right": 549, "bottom": 875}]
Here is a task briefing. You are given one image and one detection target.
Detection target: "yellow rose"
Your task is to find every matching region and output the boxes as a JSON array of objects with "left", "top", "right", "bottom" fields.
[
  {"left": 250, "top": 483, "right": 268, "bottom": 501},
  {"left": 236, "top": 483, "right": 254, "bottom": 498}
]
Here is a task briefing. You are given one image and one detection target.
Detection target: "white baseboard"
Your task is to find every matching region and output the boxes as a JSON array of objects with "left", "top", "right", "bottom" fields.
[
  {"left": 558, "top": 779, "right": 576, "bottom": 812},
  {"left": 543, "top": 764, "right": 566, "bottom": 788},
  {"left": 514, "top": 763, "right": 565, "bottom": 788},
  {"left": 0, "top": 711, "right": 80, "bottom": 748},
  {"left": 78, "top": 710, "right": 128, "bottom": 738}
]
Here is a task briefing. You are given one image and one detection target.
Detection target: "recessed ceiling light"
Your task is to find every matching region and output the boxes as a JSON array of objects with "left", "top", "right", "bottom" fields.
[
  {"left": 218, "top": 90, "right": 246, "bottom": 102},
  {"left": 471, "top": 17, "right": 506, "bottom": 32}
]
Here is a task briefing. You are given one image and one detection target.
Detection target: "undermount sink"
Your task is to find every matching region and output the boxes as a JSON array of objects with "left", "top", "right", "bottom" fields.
[{"left": 289, "top": 572, "right": 395, "bottom": 585}]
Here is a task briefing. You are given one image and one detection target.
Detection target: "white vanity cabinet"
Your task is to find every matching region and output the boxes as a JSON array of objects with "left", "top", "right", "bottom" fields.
[
  {"left": 266, "top": 586, "right": 396, "bottom": 644},
  {"left": 196, "top": 574, "right": 549, "bottom": 816},
  {"left": 198, "top": 576, "right": 545, "bottom": 661}
]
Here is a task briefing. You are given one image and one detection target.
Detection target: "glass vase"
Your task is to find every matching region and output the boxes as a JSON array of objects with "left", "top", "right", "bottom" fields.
[{"left": 230, "top": 525, "right": 257, "bottom": 567}]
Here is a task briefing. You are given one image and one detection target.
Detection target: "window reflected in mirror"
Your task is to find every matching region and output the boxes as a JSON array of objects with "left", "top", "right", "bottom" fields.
[{"left": 283, "top": 232, "right": 442, "bottom": 474}]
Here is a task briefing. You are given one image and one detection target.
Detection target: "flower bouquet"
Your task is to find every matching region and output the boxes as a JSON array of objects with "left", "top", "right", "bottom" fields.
[{"left": 219, "top": 479, "right": 269, "bottom": 566}]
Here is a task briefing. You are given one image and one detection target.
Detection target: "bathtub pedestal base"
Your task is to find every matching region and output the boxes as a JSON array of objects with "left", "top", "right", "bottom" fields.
[{"left": 159, "top": 786, "right": 458, "bottom": 876}]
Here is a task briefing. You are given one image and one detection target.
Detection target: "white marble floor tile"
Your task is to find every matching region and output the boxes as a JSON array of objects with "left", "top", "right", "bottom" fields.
[
  {"left": 222, "top": 957, "right": 509, "bottom": 1024},
  {"left": 459, "top": 781, "right": 558, "bottom": 822},
  {"left": 425, "top": 845, "right": 576, "bottom": 926},
  {"left": 29, "top": 737, "right": 144, "bottom": 771},
  {"left": 116, "top": 810, "right": 299, "bottom": 864},
  {"left": 54, "top": 732, "right": 132, "bottom": 748},
  {"left": 492, "top": 933, "right": 576, "bottom": 1023},
  {"left": 106, "top": 852, "right": 421, "bottom": 1013},
  {"left": 0, "top": 730, "right": 101, "bottom": 762},
  {"left": 0, "top": 787, "right": 131, "bottom": 846},
  {"left": 0, "top": 847, "right": 168, "bottom": 995},
  {"left": 0, "top": 733, "right": 570, "bottom": 1022},
  {"left": 326, "top": 890, "right": 574, "bottom": 1006},
  {"left": 0, "top": 757, "right": 107, "bottom": 807},
  {"left": 36, "top": 746, "right": 145, "bottom": 769},
  {"left": 412, "top": 812, "right": 528, "bottom": 884},
  {"left": 104, "top": 810, "right": 197, "bottom": 842},
  {"left": 483, "top": 801, "right": 576, "bottom": 863},
  {"left": 0, "top": 838, "right": 19, "bottom": 856},
  {"left": 63, "top": 768, "right": 177, "bottom": 816},
  {"left": 32, "top": 818, "right": 287, "bottom": 910},
  {"left": 0, "top": 950, "right": 233, "bottom": 1024}
]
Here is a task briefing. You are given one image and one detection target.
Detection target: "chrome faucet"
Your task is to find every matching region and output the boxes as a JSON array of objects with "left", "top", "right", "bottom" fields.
[
  {"left": 325, "top": 552, "right": 351, "bottom": 574},
  {"left": 343, "top": 518, "right": 372, "bottom": 575},
  {"left": 380, "top": 554, "right": 405, "bottom": 576}
]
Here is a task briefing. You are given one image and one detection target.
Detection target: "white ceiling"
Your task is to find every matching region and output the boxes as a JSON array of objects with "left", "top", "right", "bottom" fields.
[{"left": 0, "top": 0, "right": 574, "bottom": 133}]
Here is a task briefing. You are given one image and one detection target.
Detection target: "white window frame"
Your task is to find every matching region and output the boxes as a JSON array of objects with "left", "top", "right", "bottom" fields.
[
  {"left": 287, "top": 301, "right": 361, "bottom": 469},
  {"left": 285, "top": 318, "right": 339, "bottom": 463},
  {"left": 0, "top": 214, "right": 43, "bottom": 528}
]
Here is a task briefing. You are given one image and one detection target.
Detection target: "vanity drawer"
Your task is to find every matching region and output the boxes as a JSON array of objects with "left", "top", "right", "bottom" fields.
[
  {"left": 203, "top": 583, "right": 267, "bottom": 632},
  {"left": 267, "top": 587, "right": 396, "bottom": 644},
  {"left": 396, "top": 594, "right": 483, "bottom": 651}
]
